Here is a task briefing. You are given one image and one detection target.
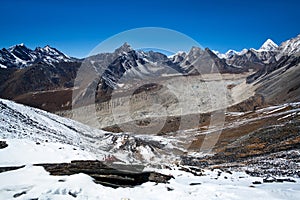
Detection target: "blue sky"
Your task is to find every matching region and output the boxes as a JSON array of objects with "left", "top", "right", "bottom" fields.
[{"left": 0, "top": 0, "right": 299, "bottom": 58}]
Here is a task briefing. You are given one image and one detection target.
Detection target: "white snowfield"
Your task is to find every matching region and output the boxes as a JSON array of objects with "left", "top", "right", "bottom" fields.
[{"left": 0, "top": 98, "right": 300, "bottom": 199}]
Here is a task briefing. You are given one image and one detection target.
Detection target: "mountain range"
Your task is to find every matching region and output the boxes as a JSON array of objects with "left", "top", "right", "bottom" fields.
[
  {"left": 0, "top": 34, "right": 300, "bottom": 113},
  {"left": 0, "top": 44, "right": 75, "bottom": 69},
  {"left": 1, "top": 35, "right": 298, "bottom": 71}
]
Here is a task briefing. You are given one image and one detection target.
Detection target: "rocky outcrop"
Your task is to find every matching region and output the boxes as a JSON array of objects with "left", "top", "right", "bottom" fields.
[
  {"left": 35, "top": 160, "right": 173, "bottom": 188},
  {"left": 0, "top": 141, "right": 8, "bottom": 149}
]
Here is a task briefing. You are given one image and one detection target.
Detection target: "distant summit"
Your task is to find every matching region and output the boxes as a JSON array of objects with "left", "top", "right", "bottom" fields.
[
  {"left": 114, "top": 42, "right": 133, "bottom": 55},
  {"left": 0, "top": 44, "right": 74, "bottom": 68},
  {"left": 259, "top": 39, "right": 278, "bottom": 51}
]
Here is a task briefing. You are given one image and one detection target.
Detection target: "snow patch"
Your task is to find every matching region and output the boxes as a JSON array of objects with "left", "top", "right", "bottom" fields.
[{"left": 0, "top": 63, "right": 7, "bottom": 69}]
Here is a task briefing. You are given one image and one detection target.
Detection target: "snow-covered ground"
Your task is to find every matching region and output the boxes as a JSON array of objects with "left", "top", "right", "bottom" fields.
[
  {"left": 0, "top": 139, "right": 96, "bottom": 167},
  {"left": 1, "top": 98, "right": 300, "bottom": 199},
  {"left": 0, "top": 139, "right": 299, "bottom": 199},
  {"left": 0, "top": 139, "right": 299, "bottom": 200}
]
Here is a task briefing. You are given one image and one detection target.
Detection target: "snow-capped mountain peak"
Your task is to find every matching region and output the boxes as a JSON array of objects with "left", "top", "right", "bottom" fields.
[
  {"left": 169, "top": 51, "right": 187, "bottom": 63},
  {"left": 186, "top": 46, "right": 204, "bottom": 59},
  {"left": 8, "top": 43, "right": 25, "bottom": 49},
  {"left": 214, "top": 49, "right": 249, "bottom": 59},
  {"left": 41, "top": 45, "right": 57, "bottom": 53},
  {"left": 225, "top": 49, "right": 238, "bottom": 58},
  {"left": 169, "top": 51, "right": 186, "bottom": 58},
  {"left": 174, "top": 51, "right": 186, "bottom": 56},
  {"left": 36, "top": 45, "right": 57, "bottom": 54},
  {"left": 211, "top": 50, "right": 223, "bottom": 58},
  {"left": 0, "top": 44, "right": 74, "bottom": 68},
  {"left": 239, "top": 48, "right": 248, "bottom": 55},
  {"left": 114, "top": 42, "right": 133, "bottom": 55},
  {"left": 190, "top": 46, "right": 202, "bottom": 53},
  {"left": 259, "top": 39, "right": 278, "bottom": 51},
  {"left": 36, "top": 45, "right": 70, "bottom": 59},
  {"left": 8, "top": 43, "right": 32, "bottom": 53}
]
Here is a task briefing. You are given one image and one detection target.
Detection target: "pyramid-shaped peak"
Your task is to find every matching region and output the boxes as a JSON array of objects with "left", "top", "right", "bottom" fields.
[
  {"left": 115, "top": 42, "right": 133, "bottom": 54},
  {"left": 187, "top": 46, "right": 204, "bottom": 56},
  {"left": 121, "top": 42, "right": 131, "bottom": 48},
  {"left": 190, "top": 46, "right": 202, "bottom": 52},
  {"left": 259, "top": 39, "right": 278, "bottom": 51}
]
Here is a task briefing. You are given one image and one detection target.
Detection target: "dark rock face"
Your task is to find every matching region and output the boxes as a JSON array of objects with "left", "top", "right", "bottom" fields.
[
  {"left": 0, "top": 141, "right": 8, "bottom": 149},
  {"left": 35, "top": 160, "right": 173, "bottom": 188},
  {"left": 0, "top": 165, "right": 24, "bottom": 173}
]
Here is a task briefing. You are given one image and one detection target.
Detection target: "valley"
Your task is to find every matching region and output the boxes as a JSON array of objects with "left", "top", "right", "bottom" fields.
[{"left": 0, "top": 34, "right": 300, "bottom": 199}]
